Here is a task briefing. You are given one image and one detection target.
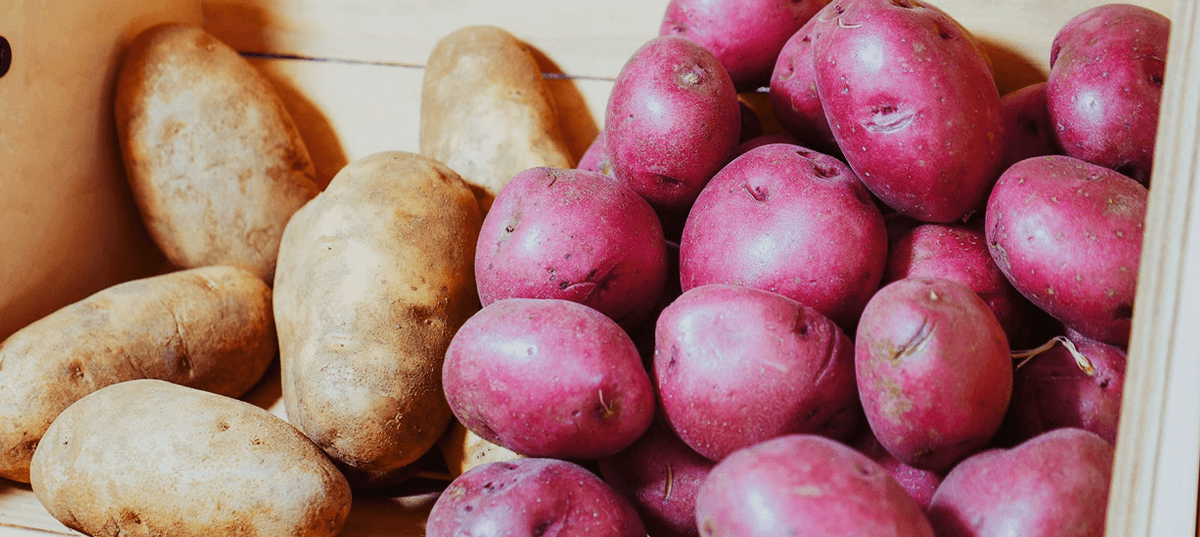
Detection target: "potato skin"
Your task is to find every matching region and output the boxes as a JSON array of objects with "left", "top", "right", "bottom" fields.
[
  {"left": 0, "top": 265, "right": 276, "bottom": 483},
  {"left": 273, "top": 151, "right": 481, "bottom": 484},
  {"left": 443, "top": 298, "right": 655, "bottom": 460},
  {"left": 812, "top": 0, "right": 1004, "bottom": 223},
  {"left": 927, "top": 428, "right": 1113, "bottom": 537},
  {"left": 985, "top": 155, "right": 1146, "bottom": 346},
  {"left": 696, "top": 434, "right": 935, "bottom": 537},
  {"left": 30, "top": 380, "right": 351, "bottom": 537},
  {"left": 1047, "top": 4, "right": 1169, "bottom": 186},
  {"left": 855, "top": 277, "right": 1012, "bottom": 472},
  {"left": 115, "top": 23, "right": 320, "bottom": 282},
  {"left": 427, "top": 458, "right": 646, "bottom": 537},
  {"left": 420, "top": 25, "right": 573, "bottom": 212}
]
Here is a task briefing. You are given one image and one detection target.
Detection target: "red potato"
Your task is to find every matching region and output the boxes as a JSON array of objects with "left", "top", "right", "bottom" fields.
[
  {"left": 985, "top": 155, "right": 1147, "bottom": 346},
  {"left": 1047, "top": 4, "right": 1170, "bottom": 186},
  {"left": 997, "top": 330, "right": 1125, "bottom": 447},
  {"left": 660, "top": 0, "right": 828, "bottom": 92},
  {"left": 427, "top": 458, "right": 646, "bottom": 537},
  {"left": 576, "top": 129, "right": 612, "bottom": 176},
  {"left": 654, "top": 284, "right": 860, "bottom": 462},
  {"left": 768, "top": 4, "right": 839, "bottom": 155},
  {"left": 731, "top": 133, "right": 802, "bottom": 159},
  {"left": 1000, "top": 82, "right": 1059, "bottom": 169},
  {"left": 812, "top": 0, "right": 1005, "bottom": 223},
  {"left": 695, "top": 434, "right": 936, "bottom": 537},
  {"left": 679, "top": 143, "right": 887, "bottom": 329},
  {"left": 850, "top": 426, "right": 944, "bottom": 511},
  {"left": 475, "top": 167, "right": 668, "bottom": 331},
  {"left": 885, "top": 222, "right": 1030, "bottom": 344},
  {"left": 442, "top": 298, "right": 655, "bottom": 460},
  {"left": 598, "top": 415, "right": 715, "bottom": 537},
  {"left": 856, "top": 277, "right": 1012, "bottom": 472},
  {"left": 605, "top": 35, "right": 742, "bottom": 214},
  {"left": 927, "top": 428, "right": 1114, "bottom": 537}
]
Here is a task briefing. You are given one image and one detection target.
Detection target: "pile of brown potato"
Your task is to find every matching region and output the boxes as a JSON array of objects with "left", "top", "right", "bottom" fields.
[{"left": 0, "top": 0, "right": 1169, "bottom": 536}]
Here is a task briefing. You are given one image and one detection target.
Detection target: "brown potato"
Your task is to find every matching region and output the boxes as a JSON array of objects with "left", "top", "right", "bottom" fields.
[
  {"left": 0, "top": 265, "right": 276, "bottom": 483},
  {"left": 30, "top": 379, "right": 351, "bottom": 537},
  {"left": 274, "top": 151, "right": 482, "bottom": 487},
  {"left": 115, "top": 23, "right": 320, "bottom": 282},
  {"left": 420, "top": 25, "right": 573, "bottom": 212},
  {"left": 437, "top": 420, "right": 525, "bottom": 479}
]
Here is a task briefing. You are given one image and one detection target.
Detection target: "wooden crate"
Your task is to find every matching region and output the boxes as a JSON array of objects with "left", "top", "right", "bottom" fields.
[{"left": 0, "top": 0, "right": 1194, "bottom": 535}]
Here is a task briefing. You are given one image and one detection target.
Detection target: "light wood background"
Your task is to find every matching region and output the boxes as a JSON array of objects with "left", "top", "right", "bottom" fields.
[{"left": 0, "top": 0, "right": 1191, "bottom": 535}]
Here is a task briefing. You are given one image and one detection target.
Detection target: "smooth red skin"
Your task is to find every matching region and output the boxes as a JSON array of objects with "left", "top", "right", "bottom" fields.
[
  {"left": 695, "top": 435, "right": 936, "bottom": 537},
  {"left": 442, "top": 298, "right": 655, "bottom": 460},
  {"left": 606, "top": 35, "right": 742, "bottom": 213},
  {"left": 1000, "top": 82, "right": 1059, "bottom": 169},
  {"left": 812, "top": 0, "right": 1005, "bottom": 223},
  {"left": 998, "top": 328, "right": 1125, "bottom": 447},
  {"left": 660, "top": 0, "right": 828, "bottom": 92},
  {"left": 850, "top": 426, "right": 944, "bottom": 511},
  {"left": 985, "top": 155, "right": 1146, "bottom": 346},
  {"left": 885, "top": 222, "right": 1030, "bottom": 344},
  {"left": 769, "top": 5, "right": 839, "bottom": 155},
  {"left": 598, "top": 416, "right": 715, "bottom": 537},
  {"left": 855, "top": 277, "right": 1012, "bottom": 472},
  {"left": 427, "top": 458, "right": 646, "bottom": 537},
  {"left": 577, "top": 129, "right": 612, "bottom": 176},
  {"left": 475, "top": 167, "right": 668, "bottom": 331},
  {"left": 1046, "top": 4, "right": 1169, "bottom": 186},
  {"left": 654, "top": 284, "right": 861, "bottom": 462},
  {"left": 679, "top": 143, "right": 887, "bottom": 329},
  {"left": 927, "top": 428, "right": 1114, "bottom": 537}
]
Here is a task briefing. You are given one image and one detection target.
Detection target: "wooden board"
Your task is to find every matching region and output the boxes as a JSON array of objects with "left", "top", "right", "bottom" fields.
[{"left": 0, "top": 0, "right": 1193, "bottom": 536}]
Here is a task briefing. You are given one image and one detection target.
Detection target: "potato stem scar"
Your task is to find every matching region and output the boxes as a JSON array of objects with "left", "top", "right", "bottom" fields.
[{"left": 1011, "top": 335, "right": 1096, "bottom": 375}]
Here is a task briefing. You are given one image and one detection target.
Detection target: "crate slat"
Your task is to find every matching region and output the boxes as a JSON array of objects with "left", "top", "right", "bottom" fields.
[{"left": 1107, "top": 0, "right": 1200, "bottom": 535}]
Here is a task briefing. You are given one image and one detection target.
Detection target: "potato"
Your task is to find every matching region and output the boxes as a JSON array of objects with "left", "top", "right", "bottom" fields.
[
  {"left": 427, "top": 458, "right": 646, "bottom": 537},
  {"left": 420, "top": 25, "right": 573, "bottom": 212},
  {"left": 856, "top": 277, "right": 1012, "bottom": 472},
  {"left": 849, "top": 426, "right": 944, "bottom": 511},
  {"left": 999, "top": 82, "right": 1059, "bottom": 169},
  {"left": 696, "top": 434, "right": 935, "bottom": 537},
  {"left": 811, "top": 0, "right": 1005, "bottom": 223},
  {"left": 1046, "top": 4, "right": 1170, "bottom": 185},
  {"left": 577, "top": 129, "right": 613, "bottom": 176},
  {"left": 927, "top": 428, "right": 1113, "bottom": 537},
  {"left": 30, "top": 379, "right": 351, "bottom": 537},
  {"left": 654, "top": 284, "right": 860, "bottom": 462},
  {"left": 985, "top": 155, "right": 1147, "bottom": 346},
  {"left": 679, "top": 143, "right": 887, "bottom": 329},
  {"left": 606, "top": 35, "right": 742, "bottom": 214},
  {"left": 885, "top": 222, "right": 1030, "bottom": 343},
  {"left": 998, "top": 330, "right": 1125, "bottom": 446},
  {"left": 0, "top": 265, "right": 275, "bottom": 483},
  {"left": 474, "top": 167, "right": 669, "bottom": 331},
  {"left": 768, "top": 4, "right": 839, "bottom": 155},
  {"left": 598, "top": 415, "right": 715, "bottom": 537},
  {"left": 273, "top": 151, "right": 481, "bottom": 486},
  {"left": 115, "top": 24, "right": 320, "bottom": 283},
  {"left": 660, "top": 0, "right": 827, "bottom": 92},
  {"left": 437, "top": 420, "right": 525, "bottom": 479},
  {"left": 442, "top": 298, "right": 655, "bottom": 460}
]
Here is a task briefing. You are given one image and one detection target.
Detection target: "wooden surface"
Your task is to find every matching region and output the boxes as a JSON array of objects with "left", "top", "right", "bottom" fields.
[
  {"left": 1107, "top": 0, "right": 1200, "bottom": 536},
  {"left": 0, "top": 0, "right": 1191, "bottom": 535}
]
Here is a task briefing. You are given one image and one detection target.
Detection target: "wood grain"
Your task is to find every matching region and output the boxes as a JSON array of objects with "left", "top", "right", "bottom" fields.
[{"left": 1106, "top": 0, "right": 1200, "bottom": 536}]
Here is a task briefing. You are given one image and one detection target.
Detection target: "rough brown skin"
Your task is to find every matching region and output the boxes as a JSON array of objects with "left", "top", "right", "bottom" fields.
[
  {"left": 115, "top": 24, "right": 320, "bottom": 283},
  {"left": 420, "top": 25, "right": 574, "bottom": 213},
  {"left": 30, "top": 380, "right": 352, "bottom": 537},
  {"left": 437, "top": 420, "right": 525, "bottom": 479},
  {"left": 0, "top": 265, "right": 276, "bottom": 483},
  {"left": 273, "top": 151, "right": 482, "bottom": 487}
]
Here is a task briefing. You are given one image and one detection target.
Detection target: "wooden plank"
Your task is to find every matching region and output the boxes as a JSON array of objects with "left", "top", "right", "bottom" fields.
[{"left": 1106, "top": 0, "right": 1200, "bottom": 535}]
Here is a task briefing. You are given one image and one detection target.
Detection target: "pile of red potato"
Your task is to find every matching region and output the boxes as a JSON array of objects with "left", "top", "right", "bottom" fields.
[{"left": 431, "top": 0, "right": 1168, "bottom": 536}]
